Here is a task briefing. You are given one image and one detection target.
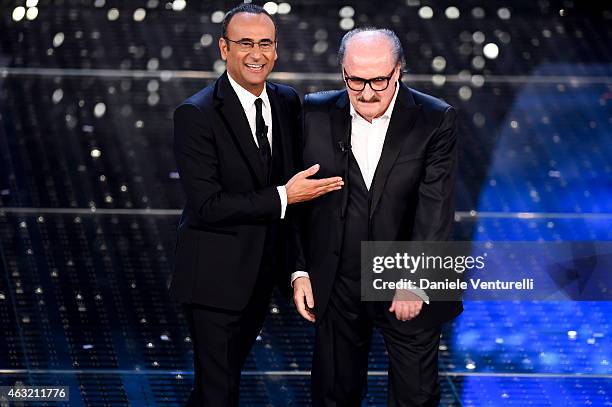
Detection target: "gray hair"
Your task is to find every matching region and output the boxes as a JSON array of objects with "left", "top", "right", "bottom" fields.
[{"left": 338, "top": 27, "right": 406, "bottom": 70}]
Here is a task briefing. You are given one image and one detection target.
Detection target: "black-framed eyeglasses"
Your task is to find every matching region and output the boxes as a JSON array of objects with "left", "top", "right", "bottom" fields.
[
  {"left": 343, "top": 68, "right": 396, "bottom": 92},
  {"left": 223, "top": 37, "right": 276, "bottom": 52}
]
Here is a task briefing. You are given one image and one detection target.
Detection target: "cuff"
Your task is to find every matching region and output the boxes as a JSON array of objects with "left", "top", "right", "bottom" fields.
[
  {"left": 409, "top": 288, "right": 430, "bottom": 304},
  {"left": 291, "top": 271, "right": 309, "bottom": 287},
  {"left": 276, "top": 185, "right": 287, "bottom": 219}
]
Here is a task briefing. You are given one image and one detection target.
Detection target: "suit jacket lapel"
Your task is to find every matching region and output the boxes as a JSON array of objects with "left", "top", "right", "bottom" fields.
[
  {"left": 266, "top": 82, "right": 287, "bottom": 180},
  {"left": 214, "top": 72, "right": 266, "bottom": 186},
  {"left": 369, "top": 84, "right": 421, "bottom": 218},
  {"left": 331, "top": 92, "right": 352, "bottom": 217}
]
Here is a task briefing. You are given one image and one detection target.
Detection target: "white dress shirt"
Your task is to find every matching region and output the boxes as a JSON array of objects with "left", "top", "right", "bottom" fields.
[
  {"left": 227, "top": 73, "right": 287, "bottom": 218},
  {"left": 349, "top": 83, "right": 400, "bottom": 190},
  {"left": 291, "top": 84, "right": 429, "bottom": 303}
]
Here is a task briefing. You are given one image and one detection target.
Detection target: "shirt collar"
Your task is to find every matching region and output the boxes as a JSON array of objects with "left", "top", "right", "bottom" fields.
[
  {"left": 227, "top": 71, "right": 270, "bottom": 111},
  {"left": 349, "top": 81, "right": 400, "bottom": 122}
]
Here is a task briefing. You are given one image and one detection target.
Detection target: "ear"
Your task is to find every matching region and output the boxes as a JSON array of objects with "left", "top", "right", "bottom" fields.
[
  {"left": 219, "top": 37, "right": 228, "bottom": 61},
  {"left": 392, "top": 63, "right": 402, "bottom": 82}
]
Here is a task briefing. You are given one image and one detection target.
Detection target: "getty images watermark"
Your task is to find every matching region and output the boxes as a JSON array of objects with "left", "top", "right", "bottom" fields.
[{"left": 360, "top": 241, "right": 612, "bottom": 302}]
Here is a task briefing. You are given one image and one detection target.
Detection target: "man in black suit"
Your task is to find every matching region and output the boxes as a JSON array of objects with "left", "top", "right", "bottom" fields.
[
  {"left": 293, "top": 28, "right": 462, "bottom": 406},
  {"left": 169, "top": 4, "right": 343, "bottom": 406}
]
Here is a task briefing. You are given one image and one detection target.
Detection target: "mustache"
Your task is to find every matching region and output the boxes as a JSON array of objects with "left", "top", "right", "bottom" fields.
[{"left": 357, "top": 95, "right": 381, "bottom": 103}]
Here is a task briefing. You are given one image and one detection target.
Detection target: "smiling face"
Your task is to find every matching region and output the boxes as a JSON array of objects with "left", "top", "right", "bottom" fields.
[
  {"left": 342, "top": 32, "right": 401, "bottom": 122},
  {"left": 219, "top": 12, "right": 277, "bottom": 96}
]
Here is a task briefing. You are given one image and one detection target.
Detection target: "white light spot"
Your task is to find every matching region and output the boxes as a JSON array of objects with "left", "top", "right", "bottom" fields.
[
  {"left": 26, "top": 0, "right": 39, "bottom": 6},
  {"left": 147, "top": 58, "right": 159, "bottom": 70},
  {"left": 147, "top": 80, "right": 159, "bottom": 92},
  {"left": 148, "top": 93, "right": 160, "bottom": 106},
  {"left": 26, "top": 7, "right": 39, "bottom": 20},
  {"left": 431, "top": 56, "right": 446, "bottom": 71},
  {"left": 498, "top": 7, "right": 511, "bottom": 20},
  {"left": 471, "top": 7, "right": 485, "bottom": 18},
  {"left": 459, "top": 86, "right": 472, "bottom": 101},
  {"left": 339, "top": 18, "right": 354, "bottom": 30},
  {"left": 471, "top": 74, "right": 485, "bottom": 87},
  {"left": 213, "top": 59, "right": 226, "bottom": 74},
  {"left": 567, "top": 330, "right": 577, "bottom": 339},
  {"left": 133, "top": 8, "right": 146, "bottom": 21},
  {"left": 52, "top": 89, "right": 63, "bottom": 103},
  {"left": 510, "top": 120, "right": 518, "bottom": 129},
  {"left": 94, "top": 102, "right": 106, "bottom": 118},
  {"left": 472, "top": 31, "right": 485, "bottom": 44},
  {"left": 200, "top": 34, "right": 213, "bottom": 47},
  {"left": 431, "top": 74, "right": 446, "bottom": 87},
  {"left": 161, "top": 46, "right": 172, "bottom": 58},
  {"left": 277, "top": 2, "right": 291, "bottom": 14},
  {"left": 418, "top": 6, "right": 433, "bottom": 19},
  {"left": 53, "top": 32, "right": 65, "bottom": 47},
  {"left": 211, "top": 10, "right": 225, "bottom": 23},
  {"left": 263, "top": 2, "right": 278, "bottom": 15},
  {"left": 339, "top": 6, "right": 355, "bottom": 18},
  {"left": 172, "top": 0, "right": 187, "bottom": 11},
  {"left": 445, "top": 6, "right": 460, "bottom": 19},
  {"left": 472, "top": 55, "right": 485, "bottom": 69},
  {"left": 313, "top": 41, "right": 328, "bottom": 54},
  {"left": 12, "top": 7, "right": 26, "bottom": 21},
  {"left": 91, "top": 149, "right": 101, "bottom": 158},
  {"left": 107, "top": 8, "right": 119, "bottom": 21},
  {"left": 466, "top": 362, "right": 476, "bottom": 370},
  {"left": 483, "top": 43, "right": 499, "bottom": 59},
  {"left": 94, "top": 0, "right": 105, "bottom": 7}
]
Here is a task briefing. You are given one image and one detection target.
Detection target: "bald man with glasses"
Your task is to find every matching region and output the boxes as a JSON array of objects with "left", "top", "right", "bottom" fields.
[{"left": 293, "top": 27, "right": 462, "bottom": 406}]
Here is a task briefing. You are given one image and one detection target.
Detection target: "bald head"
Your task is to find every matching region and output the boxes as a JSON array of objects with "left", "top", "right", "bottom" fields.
[{"left": 338, "top": 27, "right": 405, "bottom": 69}]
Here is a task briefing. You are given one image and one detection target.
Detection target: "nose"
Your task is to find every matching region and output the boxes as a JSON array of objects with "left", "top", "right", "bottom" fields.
[
  {"left": 248, "top": 47, "right": 263, "bottom": 60},
  {"left": 361, "top": 85, "right": 376, "bottom": 100}
]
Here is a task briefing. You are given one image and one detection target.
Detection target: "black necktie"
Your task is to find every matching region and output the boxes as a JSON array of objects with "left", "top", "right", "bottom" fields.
[{"left": 254, "top": 98, "right": 272, "bottom": 177}]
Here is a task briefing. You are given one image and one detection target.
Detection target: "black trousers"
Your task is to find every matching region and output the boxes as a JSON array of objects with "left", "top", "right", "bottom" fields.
[
  {"left": 182, "top": 267, "right": 274, "bottom": 407},
  {"left": 312, "top": 275, "right": 442, "bottom": 407}
]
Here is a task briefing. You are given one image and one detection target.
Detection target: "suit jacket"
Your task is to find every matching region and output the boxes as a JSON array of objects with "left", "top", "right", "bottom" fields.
[
  {"left": 300, "top": 83, "right": 463, "bottom": 329},
  {"left": 169, "top": 72, "right": 302, "bottom": 311}
]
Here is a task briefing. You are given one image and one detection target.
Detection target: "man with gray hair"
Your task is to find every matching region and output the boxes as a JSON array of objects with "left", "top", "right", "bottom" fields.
[{"left": 292, "top": 27, "right": 462, "bottom": 406}]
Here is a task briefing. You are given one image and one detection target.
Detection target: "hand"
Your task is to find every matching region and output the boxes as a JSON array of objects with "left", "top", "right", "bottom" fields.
[
  {"left": 286, "top": 164, "right": 343, "bottom": 204},
  {"left": 389, "top": 289, "right": 423, "bottom": 321},
  {"left": 293, "top": 277, "right": 315, "bottom": 322}
]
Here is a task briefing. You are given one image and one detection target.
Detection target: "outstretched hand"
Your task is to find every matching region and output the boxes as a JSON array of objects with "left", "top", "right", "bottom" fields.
[{"left": 286, "top": 164, "right": 343, "bottom": 204}]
